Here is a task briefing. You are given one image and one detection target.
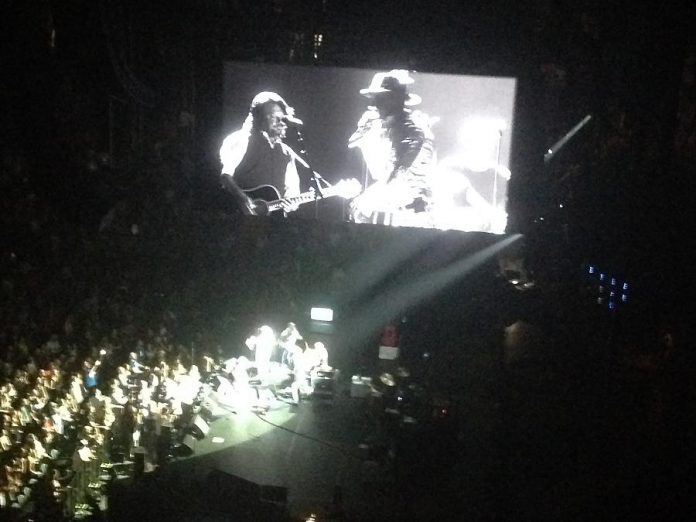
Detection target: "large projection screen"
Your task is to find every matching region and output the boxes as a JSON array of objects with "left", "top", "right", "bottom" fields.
[{"left": 221, "top": 61, "right": 516, "bottom": 233}]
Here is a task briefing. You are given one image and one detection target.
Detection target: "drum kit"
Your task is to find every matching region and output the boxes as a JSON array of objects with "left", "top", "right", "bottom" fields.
[
  {"left": 311, "top": 367, "right": 337, "bottom": 401},
  {"left": 377, "top": 366, "right": 410, "bottom": 388}
]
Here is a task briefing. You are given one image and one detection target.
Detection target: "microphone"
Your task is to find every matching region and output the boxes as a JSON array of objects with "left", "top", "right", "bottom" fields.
[
  {"left": 283, "top": 114, "right": 303, "bottom": 126},
  {"left": 348, "top": 109, "right": 380, "bottom": 148},
  {"left": 347, "top": 132, "right": 365, "bottom": 149}
]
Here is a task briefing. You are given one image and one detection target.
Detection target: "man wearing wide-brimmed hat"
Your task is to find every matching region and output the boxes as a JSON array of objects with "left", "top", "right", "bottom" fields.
[{"left": 349, "top": 69, "right": 436, "bottom": 227}]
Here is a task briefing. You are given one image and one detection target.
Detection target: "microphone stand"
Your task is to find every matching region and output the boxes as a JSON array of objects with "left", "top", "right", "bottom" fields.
[
  {"left": 492, "top": 129, "right": 503, "bottom": 210},
  {"left": 293, "top": 124, "right": 331, "bottom": 219}
]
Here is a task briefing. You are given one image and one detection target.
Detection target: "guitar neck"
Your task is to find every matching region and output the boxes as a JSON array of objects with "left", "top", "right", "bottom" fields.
[
  {"left": 251, "top": 179, "right": 359, "bottom": 214},
  {"left": 265, "top": 191, "right": 318, "bottom": 213}
]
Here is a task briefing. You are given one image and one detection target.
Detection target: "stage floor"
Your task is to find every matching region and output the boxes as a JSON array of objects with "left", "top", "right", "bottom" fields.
[
  {"left": 109, "top": 382, "right": 418, "bottom": 521},
  {"left": 178, "top": 391, "right": 375, "bottom": 518},
  {"left": 106, "top": 353, "right": 687, "bottom": 522}
]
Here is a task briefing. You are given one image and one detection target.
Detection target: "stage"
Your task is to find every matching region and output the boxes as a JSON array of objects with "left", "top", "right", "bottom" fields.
[
  {"left": 100, "top": 329, "right": 679, "bottom": 522},
  {"left": 107, "top": 378, "right": 439, "bottom": 521}
]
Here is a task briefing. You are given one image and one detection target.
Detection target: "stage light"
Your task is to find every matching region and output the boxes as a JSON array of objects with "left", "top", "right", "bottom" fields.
[
  {"left": 588, "top": 266, "right": 595, "bottom": 274},
  {"left": 310, "top": 307, "right": 334, "bottom": 322},
  {"left": 611, "top": 277, "right": 617, "bottom": 286},
  {"left": 599, "top": 273, "right": 605, "bottom": 281},
  {"left": 621, "top": 294, "right": 628, "bottom": 303},
  {"left": 623, "top": 282, "right": 629, "bottom": 290},
  {"left": 608, "top": 301, "right": 616, "bottom": 310},
  {"left": 460, "top": 116, "right": 507, "bottom": 136},
  {"left": 456, "top": 117, "right": 507, "bottom": 172}
]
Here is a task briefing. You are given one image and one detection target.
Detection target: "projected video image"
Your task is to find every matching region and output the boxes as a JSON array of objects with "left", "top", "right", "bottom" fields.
[{"left": 220, "top": 62, "right": 516, "bottom": 233}]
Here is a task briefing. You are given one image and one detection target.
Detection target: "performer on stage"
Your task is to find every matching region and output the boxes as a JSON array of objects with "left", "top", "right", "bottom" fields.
[
  {"left": 286, "top": 339, "right": 332, "bottom": 404},
  {"left": 349, "top": 70, "right": 437, "bottom": 228},
  {"left": 220, "top": 91, "right": 305, "bottom": 215},
  {"left": 278, "top": 322, "right": 306, "bottom": 370},
  {"left": 306, "top": 341, "right": 330, "bottom": 370},
  {"left": 245, "top": 325, "right": 277, "bottom": 380}
]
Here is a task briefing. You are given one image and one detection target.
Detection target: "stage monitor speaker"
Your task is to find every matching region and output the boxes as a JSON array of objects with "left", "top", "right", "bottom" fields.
[
  {"left": 172, "top": 435, "right": 195, "bottom": 457},
  {"left": 189, "top": 414, "right": 209, "bottom": 440},
  {"left": 210, "top": 374, "right": 234, "bottom": 392},
  {"left": 181, "top": 434, "right": 197, "bottom": 451}
]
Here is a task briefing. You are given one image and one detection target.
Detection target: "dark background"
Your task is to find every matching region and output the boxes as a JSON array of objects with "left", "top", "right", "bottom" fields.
[{"left": 3, "top": 1, "right": 695, "bottom": 291}]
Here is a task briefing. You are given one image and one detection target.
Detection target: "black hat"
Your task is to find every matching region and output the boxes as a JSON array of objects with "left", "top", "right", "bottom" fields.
[{"left": 360, "top": 70, "right": 421, "bottom": 106}]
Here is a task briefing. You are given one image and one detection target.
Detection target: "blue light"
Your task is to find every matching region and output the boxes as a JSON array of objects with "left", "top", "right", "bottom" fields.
[
  {"left": 622, "top": 282, "right": 629, "bottom": 290},
  {"left": 610, "top": 291, "right": 615, "bottom": 297},
  {"left": 611, "top": 278, "right": 617, "bottom": 286},
  {"left": 608, "top": 301, "right": 616, "bottom": 310},
  {"left": 599, "top": 273, "right": 605, "bottom": 281},
  {"left": 621, "top": 294, "right": 628, "bottom": 303},
  {"left": 588, "top": 266, "right": 595, "bottom": 274}
]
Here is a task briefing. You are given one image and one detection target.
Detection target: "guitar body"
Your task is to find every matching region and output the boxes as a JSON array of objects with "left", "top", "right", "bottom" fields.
[
  {"left": 223, "top": 171, "right": 361, "bottom": 217},
  {"left": 243, "top": 185, "right": 284, "bottom": 216},
  {"left": 242, "top": 179, "right": 362, "bottom": 217}
]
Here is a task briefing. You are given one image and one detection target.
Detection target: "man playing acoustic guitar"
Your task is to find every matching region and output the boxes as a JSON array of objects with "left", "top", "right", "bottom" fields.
[
  {"left": 221, "top": 90, "right": 361, "bottom": 217},
  {"left": 220, "top": 91, "right": 304, "bottom": 215}
]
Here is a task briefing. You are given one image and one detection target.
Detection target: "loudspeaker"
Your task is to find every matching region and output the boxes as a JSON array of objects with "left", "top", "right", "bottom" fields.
[
  {"left": 171, "top": 436, "right": 195, "bottom": 457},
  {"left": 157, "top": 426, "right": 173, "bottom": 465},
  {"left": 133, "top": 448, "right": 145, "bottom": 479},
  {"left": 210, "top": 374, "right": 233, "bottom": 392},
  {"left": 189, "top": 414, "right": 209, "bottom": 440},
  {"left": 181, "top": 434, "right": 197, "bottom": 451}
]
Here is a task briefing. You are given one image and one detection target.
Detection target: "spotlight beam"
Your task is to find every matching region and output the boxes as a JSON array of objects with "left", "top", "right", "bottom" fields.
[
  {"left": 544, "top": 114, "right": 592, "bottom": 164},
  {"left": 341, "top": 234, "right": 523, "bottom": 345},
  {"left": 335, "top": 234, "right": 436, "bottom": 306}
]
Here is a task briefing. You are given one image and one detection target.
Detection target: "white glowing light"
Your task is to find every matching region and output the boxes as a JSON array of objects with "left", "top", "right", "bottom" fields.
[
  {"left": 311, "top": 307, "right": 334, "bottom": 322},
  {"left": 459, "top": 117, "right": 507, "bottom": 145},
  {"left": 456, "top": 117, "right": 508, "bottom": 172},
  {"left": 378, "top": 345, "right": 399, "bottom": 360}
]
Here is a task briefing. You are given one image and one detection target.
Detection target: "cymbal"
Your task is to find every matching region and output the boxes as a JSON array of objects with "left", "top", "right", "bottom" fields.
[
  {"left": 394, "top": 366, "right": 410, "bottom": 378},
  {"left": 379, "top": 373, "right": 396, "bottom": 387}
]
